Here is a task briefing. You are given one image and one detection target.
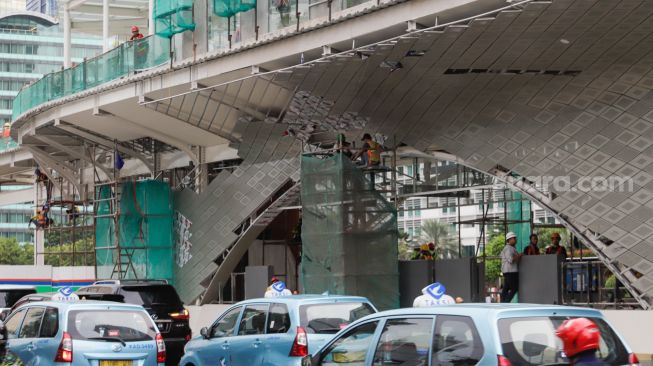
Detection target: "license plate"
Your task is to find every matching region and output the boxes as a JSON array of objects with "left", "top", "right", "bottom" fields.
[{"left": 99, "top": 361, "right": 132, "bottom": 366}]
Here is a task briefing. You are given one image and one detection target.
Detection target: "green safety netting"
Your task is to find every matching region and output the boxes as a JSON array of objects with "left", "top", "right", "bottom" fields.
[
  {"left": 213, "top": 0, "right": 256, "bottom": 18},
  {"left": 301, "top": 154, "right": 399, "bottom": 310},
  {"left": 12, "top": 35, "right": 170, "bottom": 121},
  {"left": 507, "top": 191, "right": 531, "bottom": 253},
  {"left": 95, "top": 180, "right": 174, "bottom": 283},
  {"left": 154, "top": 0, "right": 196, "bottom": 38}
]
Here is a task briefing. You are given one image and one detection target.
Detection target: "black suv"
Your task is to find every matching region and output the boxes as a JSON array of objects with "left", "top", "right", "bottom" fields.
[{"left": 76, "top": 280, "right": 191, "bottom": 366}]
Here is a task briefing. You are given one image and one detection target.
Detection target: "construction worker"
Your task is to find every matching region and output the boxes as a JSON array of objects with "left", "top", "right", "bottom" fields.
[
  {"left": 264, "top": 277, "right": 292, "bottom": 298},
  {"left": 129, "top": 25, "right": 144, "bottom": 41},
  {"left": 28, "top": 212, "right": 40, "bottom": 228},
  {"left": 556, "top": 318, "right": 607, "bottom": 366},
  {"left": 417, "top": 244, "right": 433, "bottom": 260},
  {"left": 523, "top": 234, "right": 540, "bottom": 255},
  {"left": 500, "top": 232, "right": 521, "bottom": 303},
  {"left": 352, "top": 133, "right": 382, "bottom": 167},
  {"left": 413, "top": 282, "right": 455, "bottom": 307},
  {"left": 546, "top": 232, "right": 568, "bottom": 258}
]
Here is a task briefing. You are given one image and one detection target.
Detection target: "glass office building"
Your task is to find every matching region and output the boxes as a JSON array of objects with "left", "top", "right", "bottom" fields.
[{"left": 26, "top": 0, "right": 58, "bottom": 17}]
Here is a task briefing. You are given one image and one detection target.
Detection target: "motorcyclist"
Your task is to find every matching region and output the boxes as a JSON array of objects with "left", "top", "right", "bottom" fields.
[{"left": 555, "top": 318, "right": 608, "bottom": 366}]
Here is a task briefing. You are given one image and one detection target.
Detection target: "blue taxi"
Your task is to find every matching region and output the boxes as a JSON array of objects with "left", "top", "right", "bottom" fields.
[
  {"left": 3, "top": 300, "right": 166, "bottom": 366},
  {"left": 180, "top": 295, "right": 377, "bottom": 366},
  {"left": 304, "top": 304, "right": 636, "bottom": 366}
]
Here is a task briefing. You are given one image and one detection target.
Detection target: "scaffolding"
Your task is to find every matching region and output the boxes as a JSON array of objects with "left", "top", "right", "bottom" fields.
[{"left": 34, "top": 173, "right": 95, "bottom": 267}]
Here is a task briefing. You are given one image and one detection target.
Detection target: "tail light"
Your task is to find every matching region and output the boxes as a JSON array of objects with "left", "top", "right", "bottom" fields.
[
  {"left": 169, "top": 309, "right": 190, "bottom": 320},
  {"left": 497, "top": 355, "right": 512, "bottom": 366},
  {"left": 55, "top": 331, "right": 73, "bottom": 363},
  {"left": 629, "top": 353, "right": 640, "bottom": 366},
  {"left": 289, "top": 326, "right": 308, "bottom": 357},
  {"left": 156, "top": 333, "right": 166, "bottom": 364}
]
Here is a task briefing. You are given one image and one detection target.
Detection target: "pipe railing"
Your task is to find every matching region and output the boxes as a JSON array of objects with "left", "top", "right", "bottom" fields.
[{"left": 12, "top": 34, "right": 170, "bottom": 121}]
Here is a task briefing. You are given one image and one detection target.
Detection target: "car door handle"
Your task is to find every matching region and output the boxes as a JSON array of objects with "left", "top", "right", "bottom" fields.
[{"left": 221, "top": 342, "right": 229, "bottom": 350}]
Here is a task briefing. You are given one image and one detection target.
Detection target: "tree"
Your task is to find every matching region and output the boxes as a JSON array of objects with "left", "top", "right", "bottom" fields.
[
  {"left": 420, "top": 219, "right": 457, "bottom": 259},
  {"left": 484, "top": 234, "right": 505, "bottom": 285},
  {"left": 0, "top": 238, "right": 33, "bottom": 265},
  {"left": 44, "top": 238, "right": 94, "bottom": 266}
]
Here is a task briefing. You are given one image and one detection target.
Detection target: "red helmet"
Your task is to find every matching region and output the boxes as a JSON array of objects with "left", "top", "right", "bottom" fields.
[
  {"left": 131, "top": 25, "right": 139, "bottom": 33},
  {"left": 556, "top": 318, "right": 601, "bottom": 357},
  {"left": 270, "top": 276, "right": 279, "bottom": 284}
]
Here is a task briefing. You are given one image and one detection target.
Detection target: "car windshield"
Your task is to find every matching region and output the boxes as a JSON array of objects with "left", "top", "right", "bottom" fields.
[
  {"left": 119, "top": 285, "right": 183, "bottom": 309},
  {"left": 68, "top": 310, "right": 157, "bottom": 342},
  {"left": 0, "top": 289, "right": 36, "bottom": 308},
  {"left": 299, "top": 302, "right": 375, "bottom": 334},
  {"left": 498, "top": 316, "right": 628, "bottom": 366}
]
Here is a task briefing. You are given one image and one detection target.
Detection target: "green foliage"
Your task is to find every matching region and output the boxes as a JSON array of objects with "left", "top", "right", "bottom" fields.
[
  {"left": 0, "top": 238, "right": 33, "bottom": 265},
  {"left": 420, "top": 219, "right": 457, "bottom": 259},
  {"left": 44, "top": 239, "right": 94, "bottom": 266},
  {"left": 484, "top": 234, "right": 505, "bottom": 284},
  {"left": 533, "top": 227, "right": 569, "bottom": 251}
]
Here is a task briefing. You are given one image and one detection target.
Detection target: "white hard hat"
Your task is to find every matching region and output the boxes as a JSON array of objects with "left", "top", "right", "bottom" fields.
[{"left": 506, "top": 232, "right": 517, "bottom": 241}]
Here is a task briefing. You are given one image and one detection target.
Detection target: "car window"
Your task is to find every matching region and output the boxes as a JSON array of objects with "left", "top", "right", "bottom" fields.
[
  {"left": 497, "top": 316, "right": 628, "bottom": 366},
  {"left": 267, "top": 304, "right": 290, "bottom": 334},
  {"left": 300, "top": 302, "right": 375, "bottom": 334},
  {"left": 319, "top": 321, "right": 379, "bottom": 366},
  {"left": 19, "top": 307, "right": 44, "bottom": 338},
  {"left": 0, "top": 290, "right": 36, "bottom": 308},
  {"left": 119, "top": 285, "right": 183, "bottom": 309},
  {"left": 40, "top": 307, "right": 58, "bottom": 338},
  {"left": 211, "top": 307, "right": 241, "bottom": 338},
  {"left": 433, "top": 315, "right": 484, "bottom": 366},
  {"left": 238, "top": 304, "right": 269, "bottom": 336},
  {"left": 372, "top": 318, "right": 433, "bottom": 366},
  {"left": 68, "top": 310, "right": 156, "bottom": 342},
  {"left": 5, "top": 309, "right": 26, "bottom": 339}
]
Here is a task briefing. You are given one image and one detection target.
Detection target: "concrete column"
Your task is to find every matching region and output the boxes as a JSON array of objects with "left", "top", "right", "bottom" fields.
[
  {"left": 103, "top": 0, "right": 110, "bottom": 52},
  {"left": 149, "top": 0, "right": 155, "bottom": 35},
  {"left": 63, "top": 5, "right": 72, "bottom": 68}
]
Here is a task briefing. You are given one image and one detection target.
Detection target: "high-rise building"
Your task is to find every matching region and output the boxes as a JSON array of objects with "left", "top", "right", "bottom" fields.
[
  {"left": 0, "top": 0, "right": 27, "bottom": 15},
  {"left": 0, "top": 13, "right": 102, "bottom": 125},
  {"left": 0, "top": 12, "right": 101, "bottom": 245},
  {"left": 25, "top": 0, "right": 57, "bottom": 17}
]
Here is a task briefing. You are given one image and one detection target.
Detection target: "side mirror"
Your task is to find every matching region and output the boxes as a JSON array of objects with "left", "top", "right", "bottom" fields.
[
  {"left": 200, "top": 327, "right": 208, "bottom": 339},
  {"left": 301, "top": 354, "right": 312, "bottom": 366},
  {"left": 0, "top": 312, "right": 6, "bottom": 322}
]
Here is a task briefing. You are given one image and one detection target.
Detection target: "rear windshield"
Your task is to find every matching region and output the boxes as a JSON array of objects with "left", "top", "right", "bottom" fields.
[
  {"left": 498, "top": 316, "right": 628, "bottom": 366},
  {"left": 67, "top": 310, "right": 157, "bottom": 342},
  {"left": 299, "top": 302, "right": 375, "bottom": 334},
  {"left": 119, "top": 285, "right": 183, "bottom": 309},
  {"left": 0, "top": 290, "right": 36, "bottom": 308}
]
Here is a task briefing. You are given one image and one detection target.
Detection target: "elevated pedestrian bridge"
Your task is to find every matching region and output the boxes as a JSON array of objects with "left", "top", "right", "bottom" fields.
[{"left": 11, "top": 0, "right": 653, "bottom": 308}]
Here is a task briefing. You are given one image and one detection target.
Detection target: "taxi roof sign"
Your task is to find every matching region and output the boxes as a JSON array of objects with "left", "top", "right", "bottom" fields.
[{"left": 51, "top": 287, "right": 79, "bottom": 302}]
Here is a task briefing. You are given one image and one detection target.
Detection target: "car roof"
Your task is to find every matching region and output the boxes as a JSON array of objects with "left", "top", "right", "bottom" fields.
[
  {"left": 235, "top": 295, "right": 372, "bottom": 306},
  {"left": 354, "top": 303, "right": 603, "bottom": 321},
  {"left": 0, "top": 285, "right": 36, "bottom": 290},
  {"left": 15, "top": 300, "right": 148, "bottom": 311}
]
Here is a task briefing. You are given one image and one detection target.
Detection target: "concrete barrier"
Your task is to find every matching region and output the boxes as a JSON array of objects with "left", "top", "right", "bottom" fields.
[
  {"left": 187, "top": 304, "right": 230, "bottom": 334},
  {"left": 602, "top": 310, "right": 653, "bottom": 358}
]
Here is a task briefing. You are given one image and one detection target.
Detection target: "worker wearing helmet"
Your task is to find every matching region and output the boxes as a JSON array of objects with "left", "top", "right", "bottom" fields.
[
  {"left": 556, "top": 318, "right": 607, "bottom": 366},
  {"left": 130, "top": 25, "right": 144, "bottom": 41},
  {"left": 500, "top": 231, "right": 522, "bottom": 303},
  {"left": 264, "top": 276, "right": 292, "bottom": 298},
  {"left": 413, "top": 282, "right": 455, "bottom": 307}
]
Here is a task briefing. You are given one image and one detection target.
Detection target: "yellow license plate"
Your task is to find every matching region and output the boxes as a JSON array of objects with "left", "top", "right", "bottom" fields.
[{"left": 99, "top": 361, "right": 132, "bottom": 366}]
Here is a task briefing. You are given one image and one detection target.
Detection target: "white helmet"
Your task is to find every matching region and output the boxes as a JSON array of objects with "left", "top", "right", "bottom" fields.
[{"left": 506, "top": 232, "right": 517, "bottom": 241}]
